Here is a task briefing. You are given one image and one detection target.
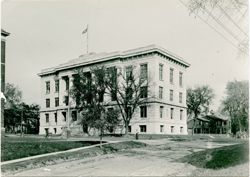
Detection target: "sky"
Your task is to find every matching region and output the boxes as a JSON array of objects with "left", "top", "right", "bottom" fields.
[{"left": 1, "top": 0, "right": 249, "bottom": 111}]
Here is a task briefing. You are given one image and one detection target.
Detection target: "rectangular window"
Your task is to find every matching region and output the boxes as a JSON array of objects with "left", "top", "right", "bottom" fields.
[
  {"left": 126, "top": 87, "right": 133, "bottom": 100},
  {"left": 55, "top": 80, "right": 59, "bottom": 92},
  {"left": 65, "top": 78, "right": 69, "bottom": 91},
  {"left": 46, "top": 99, "right": 50, "bottom": 108},
  {"left": 140, "top": 125, "right": 147, "bottom": 132},
  {"left": 140, "top": 86, "right": 148, "bottom": 98},
  {"left": 179, "top": 92, "right": 183, "bottom": 103},
  {"left": 170, "top": 68, "right": 174, "bottom": 84},
  {"left": 160, "top": 106, "right": 164, "bottom": 118},
  {"left": 72, "top": 111, "right": 77, "bottom": 121},
  {"left": 54, "top": 113, "right": 57, "bottom": 123},
  {"left": 140, "top": 64, "right": 148, "bottom": 81},
  {"left": 45, "top": 113, "right": 49, "bottom": 123},
  {"left": 107, "top": 67, "right": 117, "bottom": 101},
  {"left": 140, "top": 106, "right": 147, "bottom": 118},
  {"left": 62, "top": 112, "right": 67, "bottom": 121},
  {"left": 46, "top": 81, "right": 50, "bottom": 94},
  {"left": 128, "top": 126, "right": 131, "bottom": 133},
  {"left": 55, "top": 97, "right": 59, "bottom": 107},
  {"left": 180, "top": 127, "right": 183, "bottom": 133},
  {"left": 160, "top": 125, "right": 164, "bottom": 132},
  {"left": 170, "top": 90, "right": 173, "bottom": 101},
  {"left": 171, "top": 108, "right": 174, "bottom": 119},
  {"left": 180, "top": 109, "right": 183, "bottom": 120},
  {"left": 171, "top": 126, "right": 174, "bottom": 133},
  {"left": 126, "top": 65, "right": 133, "bottom": 81},
  {"left": 64, "top": 96, "right": 69, "bottom": 106},
  {"left": 159, "top": 64, "right": 163, "bottom": 81},
  {"left": 179, "top": 72, "right": 183, "bottom": 87},
  {"left": 159, "top": 86, "right": 163, "bottom": 99}
]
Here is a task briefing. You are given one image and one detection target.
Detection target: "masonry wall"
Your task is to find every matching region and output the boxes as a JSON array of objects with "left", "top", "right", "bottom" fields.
[{"left": 39, "top": 52, "right": 188, "bottom": 135}]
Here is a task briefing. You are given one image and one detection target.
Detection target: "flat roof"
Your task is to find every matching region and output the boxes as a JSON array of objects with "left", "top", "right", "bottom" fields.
[{"left": 38, "top": 44, "right": 190, "bottom": 76}]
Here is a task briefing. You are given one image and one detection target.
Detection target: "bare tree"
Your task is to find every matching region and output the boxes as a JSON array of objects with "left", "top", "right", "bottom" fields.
[{"left": 105, "top": 65, "right": 151, "bottom": 135}]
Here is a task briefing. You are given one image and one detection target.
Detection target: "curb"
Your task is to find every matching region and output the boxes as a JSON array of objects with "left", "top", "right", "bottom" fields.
[{"left": 1, "top": 141, "right": 120, "bottom": 165}]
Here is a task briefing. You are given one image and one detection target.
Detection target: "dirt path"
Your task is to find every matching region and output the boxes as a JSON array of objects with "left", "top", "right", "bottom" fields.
[{"left": 8, "top": 139, "right": 248, "bottom": 176}]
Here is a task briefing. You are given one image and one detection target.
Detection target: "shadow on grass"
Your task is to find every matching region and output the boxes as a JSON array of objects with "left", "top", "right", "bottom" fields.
[{"left": 177, "top": 142, "right": 249, "bottom": 169}]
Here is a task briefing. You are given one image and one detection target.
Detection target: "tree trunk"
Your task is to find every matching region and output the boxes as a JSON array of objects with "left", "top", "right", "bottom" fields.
[{"left": 125, "top": 123, "right": 128, "bottom": 135}]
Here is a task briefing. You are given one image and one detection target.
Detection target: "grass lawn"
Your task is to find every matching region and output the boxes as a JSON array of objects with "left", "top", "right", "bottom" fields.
[
  {"left": 1, "top": 141, "right": 147, "bottom": 174},
  {"left": 1, "top": 136, "right": 101, "bottom": 161},
  {"left": 179, "top": 142, "right": 249, "bottom": 169}
]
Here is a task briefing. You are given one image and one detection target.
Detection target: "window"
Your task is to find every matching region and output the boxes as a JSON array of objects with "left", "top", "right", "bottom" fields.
[
  {"left": 179, "top": 92, "right": 183, "bottom": 103},
  {"left": 159, "top": 86, "right": 163, "bottom": 99},
  {"left": 65, "top": 78, "right": 69, "bottom": 91},
  {"left": 126, "top": 87, "right": 133, "bottom": 100},
  {"left": 140, "top": 86, "right": 148, "bottom": 98},
  {"left": 180, "top": 109, "right": 183, "bottom": 120},
  {"left": 180, "top": 127, "right": 183, "bottom": 133},
  {"left": 159, "top": 64, "right": 163, "bottom": 81},
  {"left": 54, "top": 113, "right": 57, "bottom": 123},
  {"left": 140, "top": 125, "right": 147, "bottom": 132},
  {"left": 46, "top": 99, "right": 50, "bottom": 108},
  {"left": 171, "top": 108, "right": 174, "bottom": 119},
  {"left": 140, "top": 64, "right": 148, "bottom": 81},
  {"left": 126, "top": 65, "right": 133, "bottom": 81},
  {"left": 179, "top": 72, "right": 183, "bottom": 87},
  {"left": 170, "top": 90, "right": 173, "bottom": 101},
  {"left": 128, "top": 126, "right": 131, "bottom": 133},
  {"left": 72, "top": 111, "right": 77, "bottom": 121},
  {"left": 64, "top": 96, "right": 69, "bottom": 106},
  {"left": 55, "top": 97, "right": 59, "bottom": 107},
  {"left": 171, "top": 126, "right": 174, "bottom": 133},
  {"left": 54, "top": 128, "right": 57, "bottom": 134},
  {"left": 62, "top": 112, "right": 67, "bottom": 121},
  {"left": 45, "top": 113, "right": 49, "bottom": 123},
  {"left": 160, "top": 106, "right": 164, "bottom": 118},
  {"left": 55, "top": 80, "right": 59, "bottom": 92},
  {"left": 99, "top": 92, "right": 104, "bottom": 102},
  {"left": 140, "top": 106, "right": 147, "bottom": 118},
  {"left": 46, "top": 81, "right": 50, "bottom": 94},
  {"left": 126, "top": 107, "right": 132, "bottom": 118},
  {"left": 170, "top": 68, "right": 174, "bottom": 84},
  {"left": 160, "top": 125, "right": 164, "bottom": 132}
]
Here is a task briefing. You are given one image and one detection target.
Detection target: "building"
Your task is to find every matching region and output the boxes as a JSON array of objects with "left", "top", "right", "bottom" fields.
[
  {"left": 1, "top": 29, "right": 10, "bottom": 137},
  {"left": 38, "top": 45, "right": 190, "bottom": 135},
  {"left": 187, "top": 113, "right": 228, "bottom": 134}
]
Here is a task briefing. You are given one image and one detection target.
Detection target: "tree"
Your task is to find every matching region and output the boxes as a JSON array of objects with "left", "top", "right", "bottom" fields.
[
  {"left": 4, "top": 83, "right": 22, "bottom": 108},
  {"left": 105, "top": 65, "right": 151, "bottom": 135},
  {"left": 70, "top": 66, "right": 120, "bottom": 143},
  {"left": 187, "top": 85, "right": 214, "bottom": 134},
  {"left": 221, "top": 80, "right": 248, "bottom": 134}
]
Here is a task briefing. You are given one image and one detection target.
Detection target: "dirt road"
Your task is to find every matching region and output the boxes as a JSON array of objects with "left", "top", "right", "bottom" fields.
[{"left": 8, "top": 139, "right": 249, "bottom": 176}]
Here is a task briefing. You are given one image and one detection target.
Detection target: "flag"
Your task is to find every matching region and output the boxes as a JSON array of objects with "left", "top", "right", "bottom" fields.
[{"left": 82, "top": 26, "right": 88, "bottom": 35}]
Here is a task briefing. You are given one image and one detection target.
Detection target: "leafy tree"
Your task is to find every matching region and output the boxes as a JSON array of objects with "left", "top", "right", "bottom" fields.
[
  {"left": 221, "top": 80, "right": 248, "bottom": 134},
  {"left": 4, "top": 83, "right": 22, "bottom": 108},
  {"left": 71, "top": 66, "right": 120, "bottom": 143},
  {"left": 187, "top": 85, "right": 214, "bottom": 134}
]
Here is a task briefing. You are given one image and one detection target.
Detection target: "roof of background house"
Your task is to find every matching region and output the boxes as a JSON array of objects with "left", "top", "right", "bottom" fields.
[
  {"left": 1, "top": 29, "right": 10, "bottom": 37},
  {"left": 38, "top": 44, "right": 190, "bottom": 76}
]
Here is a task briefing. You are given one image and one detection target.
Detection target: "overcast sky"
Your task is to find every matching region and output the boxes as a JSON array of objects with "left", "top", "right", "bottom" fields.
[{"left": 1, "top": 0, "right": 249, "bottom": 111}]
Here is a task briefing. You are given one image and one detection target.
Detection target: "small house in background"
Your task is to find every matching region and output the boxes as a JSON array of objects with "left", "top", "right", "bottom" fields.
[{"left": 187, "top": 113, "right": 228, "bottom": 134}]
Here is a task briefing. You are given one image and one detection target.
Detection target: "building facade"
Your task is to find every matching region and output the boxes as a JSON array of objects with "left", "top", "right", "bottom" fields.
[
  {"left": 1, "top": 29, "right": 10, "bottom": 137},
  {"left": 38, "top": 45, "right": 190, "bottom": 135}
]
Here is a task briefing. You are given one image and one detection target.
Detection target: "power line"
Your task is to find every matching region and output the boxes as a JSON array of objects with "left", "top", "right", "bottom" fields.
[
  {"left": 217, "top": 3, "right": 248, "bottom": 37},
  {"left": 178, "top": 0, "right": 247, "bottom": 54}
]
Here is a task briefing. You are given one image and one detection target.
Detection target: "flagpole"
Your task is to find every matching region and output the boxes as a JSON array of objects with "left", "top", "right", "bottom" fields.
[{"left": 86, "top": 24, "right": 88, "bottom": 54}]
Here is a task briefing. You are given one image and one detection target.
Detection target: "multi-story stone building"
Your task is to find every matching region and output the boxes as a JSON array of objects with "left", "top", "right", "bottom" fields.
[
  {"left": 38, "top": 45, "right": 190, "bottom": 135},
  {"left": 1, "top": 29, "right": 10, "bottom": 137}
]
